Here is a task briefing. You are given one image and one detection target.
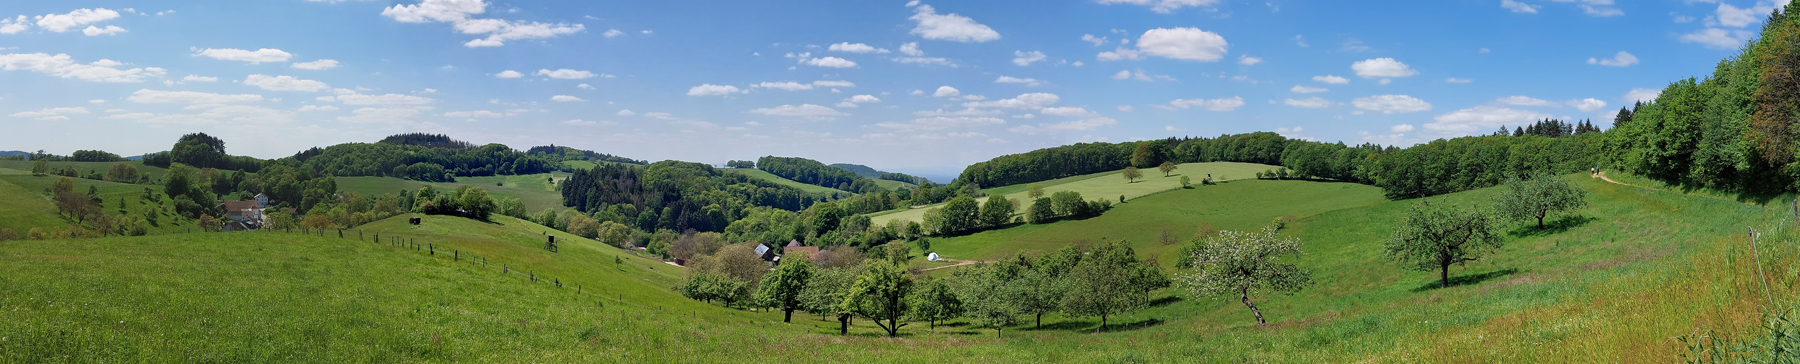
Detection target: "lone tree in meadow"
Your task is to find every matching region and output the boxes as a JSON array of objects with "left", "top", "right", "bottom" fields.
[
  {"left": 843, "top": 262, "right": 915, "bottom": 337},
  {"left": 1176, "top": 226, "right": 1313, "bottom": 325},
  {"left": 1027, "top": 184, "right": 1046, "bottom": 199},
  {"left": 1495, "top": 172, "right": 1588, "bottom": 229},
  {"left": 1158, "top": 161, "right": 1178, "bottom": 177},
  {"left": 755, "top": 258, "right": 813, "bottom": 322},
  {"left": 1385, "top": 200, "right": 1504, "bottom": 288},
  {"left": 1122, "top": 166, "right": 1144, "bottom": 183}
]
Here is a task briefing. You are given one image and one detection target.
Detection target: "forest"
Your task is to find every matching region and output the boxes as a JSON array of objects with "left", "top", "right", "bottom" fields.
[{"left": 559, "top": 161, "right": 829, "bottom": 234}]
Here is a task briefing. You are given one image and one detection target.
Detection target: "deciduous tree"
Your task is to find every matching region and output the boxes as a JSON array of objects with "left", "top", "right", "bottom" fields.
[
  {"left": 1176, "top": 226, "right": 1313, "bottom": 325},
  {"left": 1494, "top": 172, "right": 1588, "bottom": 229},
  {"left": 842, "top": 262, "right": 915, "bottom": 337},
  {"left": 1385, "top": 200, "right": 1504, "bottom": 288},
  {"left": 756, "top": 259, "right": 814, "bottom": 322},
  {"left": 908, "top": 276, "right": 963, "bottom": 331},
  {"left": 1060, "top": 240, "right": 1168, "bottom": 332},
  {"left": 1159, "top": 161, "right": 1177, "bottom": 177},
  {"left": 1122, "top": 167, "right": 1143, "bottom": 183}
]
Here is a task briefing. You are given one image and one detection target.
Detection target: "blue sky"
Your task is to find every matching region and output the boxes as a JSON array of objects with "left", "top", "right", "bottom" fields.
[{"left": 0, "top": 0, "right": 1784, "bottom": 178}]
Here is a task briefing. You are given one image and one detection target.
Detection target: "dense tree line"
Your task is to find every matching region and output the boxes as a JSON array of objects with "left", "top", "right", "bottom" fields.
[
  {"left": 828, "top": 163, "right": 882, "bottom": 178},
  {"left": 725, "top": 160, "right": 755, "bottom": 168},
  {"left": 561, "top": 161, "right": 829, "bottom": 234},
  {"left": 878, "top": 172, "right": 929, "bottom": 185},
  {"left": 283, "top": 140, "right": 558, "bottom": 180},
  {"left": 378, "top": 133, "right": 475, "bottom": 149},
  {"left": 142, "top": 133, "right": 264, "bottom": 172},
  {"left": 956, "top": 142, "right": 1139, "bottom": 188},
  {"left": 525, "top": 144, "right": 646, "bottom": 165},
  {"left": 758, "top": 156, "right": 884, "bottom": 193}
]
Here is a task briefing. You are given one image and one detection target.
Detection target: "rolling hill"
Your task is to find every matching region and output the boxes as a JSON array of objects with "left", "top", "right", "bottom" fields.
[
  {"left": 335, "top": 173, "right": 571, "bottom": 213},
  {"left": 721, "top": 168, "right": 849, "bottom": 195},
  {"left": 870, "top": 162, "right": 1274, "bottom": 226}
]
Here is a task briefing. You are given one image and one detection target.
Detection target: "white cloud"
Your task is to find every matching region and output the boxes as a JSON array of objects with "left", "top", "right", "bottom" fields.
[
  {"left": 383, "top": 0, "right": 583, "bottom": 47},
  {"left": 805, "top": 56, "right": 857, "bottom": 68},
  {"left": 829, "top": 42, "right": 888, "bottom": 53},
  {"left": 754, "top": 81, "right": 814, "bottom": 91},
  {"left": 242, "top": 74, "right": 330, "bottom": 92},
  {"left": 814, "top": 80, "right": 856, "bottom": 88},
  {"left": 298, "top": 105, "right": 338, "bottom": 112},
  {"left": 748, "top": 104, "right": 846, "bottom": 118},
  {"left": 179, "top": 75, "right": 218, "bottom": 83},
  {"left": 1352, "top": 95, "right": 1432, "bottom": 114},
  {"left": 1013, "top": 50, "right": 1047, "bottom": 66},
  {"left": 899, "top": 42, "right": 925, "bottom": 57},
  {"left": 602, "top": 29, "right": 623, "bottom": 37},
  {"left": 1039, "top": 107, "right": 1093, "bottom": 116},
  {"left": 1391, "top": 124, "right": 1415, "bottom": 133},
  {"left": 1112, "top": 69, "right": 1175, "bottom": 82},
  {"left": 616, "top": 109, "right": 634, "bottom": 116},
  {"left": 577, "top": 83, "right": 594, "bottom": 90},
  {"left": 876, "top": 116, "right": 1005, "bottom": 131},
  {"left": 1096, "top": 0, "right": 1221, "bottom": 13},
  {"left": 318, "top": 89, "right": 434, "bottom": 105},
  {"left": 536, "top": 68, "right": 598, "bottom": 79},
  {"left": 1164, "top": 96, "right": 1246, "bottom": 111},
  {"left": 1501, "top": 0, "right": 1540, "bottom": 13},
  {"left": 291, "top": 59, "right": 340, "bottom": 70},
  {"left": 81, "top": 25, "right": 126, "bottom": 36},
  {"left": 443, "top": 110, "right": 506, "bottom": 118},
  {"left": 1009, "top": 117, "right": 1118, "bottom": 134},
  {"left": 1081, "top": 34, "right": 1107, "bottom": 46},
  {"left": 1568, "top": 98, "right": 1608, "bottom": 112},
  {"left": 0, "top": 53, "right": 166, "bottom": 83},
  {"left": 494, "top": 70, "right": 523, "bottom": 78},
  {"left": 1497, "top": 96, "right": 1556, "bottom": 107},
  {"left": 965, "top": 93, "right": 1061, "bottom": 109},
  {"left": 9, "top": 107, "right": 88, "bottom": 120},
  {"left": 1446, "top": 77, "right": 1473, "bottom": 84},
  {"left": 193, "top": 48, "right": 293, "bottom": 64},
  {"left": 102, "top": 112, "right": 154, "bottom": 120},
  {"left": 1714, "top": 2, "right": 1773, "bottom": 28},
  {"left": 1681, "top": 28, "right": 1756, "bottom": 49},
  {"left": 128, "top": 89, "right": 263, "bottom": 104},
  {"left": 1625, "top": 88, "right": 1662, "bottom": 104},
  {"left": 933, "top": 86, "right": 961, "bottom": 97},
  {"left": 910, "top": 89, "right": 926, "bottom": 96},
  {"left": 1352, "top": 58, "right": 1418, "bottom": 78},
  {"left": 1284, "top": 97, "right": 1331, "bottom": 108},
  {"left": 338, "top": 107, "right": 422, "bottom": 124},
  {"left": 88, "top": 99, "right": 106, "bottom": 104},
  {"left": 550, "top": 95, "right": 585, "bottom": 102},
  {"left": 1, "top": 16, "right": 29, "bottom": 34},
  {"left": 1291, "top": 85, "right": 1327, "bottom": 93},
  {"left": 846, "top": 94, "right": 881, "bottom": 103},
  {"left": 1117, "top": 105, "right": 1134, "bottom": 112},
  {"left": 1551, "top": 0, "right": 1623, "bottom": 17},
  {"left": 36, "top": 8, "right": 121, "bottom": 33},
  {"left": 1427, "top": 106, "right": 1552, "bottom": 135},
  {"left": 1587, "top": 51, "right": 1638, "bottom": 67},
  {"left": 1133, "top": 27, "right": 1229, "bottom": 62},
  {"left": 1239, "top": 55, "right": 1262, "bottom": 65},
  {"left": 907, "top": 3, "right": 1000, "bottom": 42},
  {"left": 687, "top": 84, "right": 741, "bottom": 96},
  {"left": 996, "top": 76, "right": 1043, "bottom": 86},
  {"left": 1313, "top": 75, "right": 1350, "bottom": 84}
]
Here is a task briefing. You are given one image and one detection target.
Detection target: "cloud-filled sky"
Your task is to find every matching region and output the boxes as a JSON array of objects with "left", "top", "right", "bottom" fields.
[{"left": 0, "top": 0, "right": 1783, "bottom": 178}]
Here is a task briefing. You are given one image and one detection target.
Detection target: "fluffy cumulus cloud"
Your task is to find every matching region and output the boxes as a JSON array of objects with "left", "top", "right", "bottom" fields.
[
  {"left": 906, "top": 3, "right": 1000, "bottom": 42},
  {"left": 1284, "top": 97, "right": 1331, "bottom": 109},
  {"left": 550, "top": 95, "right": 585, "bottom": 102},
  {"left": 965, "top": 93, "right": 1060, "bottom": 109},
  {"left": 9, "top": 107, "right": 89, "bottom": 120},
  {"left": 1352, "top": 58, "right": 1418, "bottom": 79},
  {"left": 1095, "top": 0, "right": 1221, "bottom": 13},
  {"left": 82, "top": 25, "right": 126, "bottom": 36},
  {"left": 688, "top": 84, "right": 742, "bottom": 96},
  {"left": 806, "top": 56, "right": 857, "bottom": 68},
  {"left": 1497, "top": 95, "right": 1556, "bottom": 107},
  {"left": 1568, "top": 98, "right": 1608, "bottom": 112},
  {"left": 1101, "top": 27, "right": 1228, "bottom": 62},
  {"left": 876, "top": 116, "right": 1005, "bottom": 132},
  {"left": 754, "top": 81, "right": 814, "bottom": 91},
  {"left": 1, "top": 16, "right": 29, "bottom": 34},
  {"left": 35, "top": 8, "right": 121, "bottom": 33},
  {"left": 194, "top": 48, "right": 293, "bottom": 64},
  {"left": 837, "top": 94, "right": 882, "bottom": 107},
  {"left": 1587, "top": 51, "right": 1638, "bottom": 67},
  {"left": 1163, "top": 96, "right": 1245, "bottom": 111},
  {"left": 291, "top": 59, "right": 340, "bottom": 70},
  {"left": 382, "top": 0, "right": 583, "bottom": 47},
  {"left": 1554, "top": 0, "right": 1622, "bottom": 17},
  {"left": 996, "top": 76, "right": 1042, "bottom": 86},
  {"left": 536, "top": 69, "right": 598, "bottom": 79},
  {"left": 933, "top": 86, "right": 961, "bottom": 97},
  {"left": 1392, "top": 124, "right": 1416, "bottom": 133},
  {"left": 128, "top": 89, "right": 263, "bottom": 104},
  {"left": 494, "top": 70, "right": 523, "bottom": 78},
  {"left": 1313, "top": 75, "right": 1350, "bottom": 84},
  {"left": 1039, "top": 107, "right": 1094, "bottom": 116},
  {"left": 891, "top": 42, "right": 952, "bottom": 66},
  {"left": 814, "top": 80, "right": 855, "bottom": 88},
  {"left": 828, "top": 42, "right": 887, "bottom": 54},
  {"left": 0, "top": 53, "right": 166, "bottom": 83},
  {"left": 1682, "top": 28, "right": 1756, "bottom": 49},
  {"left": 1625, "top": 88, "right": 1662, "bottom": 103},
  {"left": 1291, "top": 85, "right": 1327, "bottom": 93},
  {"left": 1009, "top": 117, "right": 1118, "bottom": 134},
  {"left": 1239, "top": 55, "right": 1262, "bottom": 66},
  {"left": 1012, "top": 50, "right": 1047, "bottom": 66},
  {"left": 243, "top": 74, "right": 330, "bottom": 92},
  {"left": 748, "top": 104, "right": 847, "bottom": 119},
  {"left": 1427, "top": 106, "right": 1552, "bottom": 135},
  {"left": 1352, "top": 95, "right": 1431, "bottom": 114}
]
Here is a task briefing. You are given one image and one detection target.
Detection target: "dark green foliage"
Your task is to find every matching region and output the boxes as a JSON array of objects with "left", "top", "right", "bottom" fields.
[
  {"left": 69, "top": 150, "right": 124, "bottom": 162},
  {"left": 290, "top": 141, "right": 554, "bottom": 178},
  {"left": 828, "top": 163, "right": 882, "bottom": 178},
  {"left": 378, "top": 133, "right": 474, "bottom": 149},
  {"left": 756, "top": 259, "right": 813, "bottom": 322},
  {"left": 1386, "top": 200, "right": 1504, "bottom": 288},
  {"left": 525, "top": 144, "right": 644, "bottom": 165},
  {"left": 757, "top": 156, "right": 883, "bottom": 193},
  {"left": 1495, "top": 173, "right": 1589, "bottom": 229},
  {"left": 724, "top": 160, "right": 756, "bottom": 168},
  {"left": 878, "top": 172, "right": 929, "bottom": 185},
  {"left": 957, "top": 141, "right": 1143, "bottom": 188},
  {"left": 1060, "top": 240, "right": 1169, "bottom": 331},
  {"left": 980, "top": 195, "right": 1016, "bottom": 228},
  {"left": 561, "top": 161, "right": 823, "bottom": 233},
  {"left": 169, "top": 133, "right": 262, "bottom": 172}
]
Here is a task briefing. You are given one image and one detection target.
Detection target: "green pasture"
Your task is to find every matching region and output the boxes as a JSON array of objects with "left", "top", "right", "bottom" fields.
[
  {"left": 335, "top": 173, "right": 570, "bottom": 213},
  {"left": 871, "top": 162, "right": 1276, "bottom": 226},
  {"left": 721, "top": 168, "right": 849, "bottom": 195}
]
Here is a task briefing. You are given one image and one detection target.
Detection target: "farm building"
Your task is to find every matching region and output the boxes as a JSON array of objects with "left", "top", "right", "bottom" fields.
[{"left": 219, "top": 200, "right": 264, "bottom": 231}]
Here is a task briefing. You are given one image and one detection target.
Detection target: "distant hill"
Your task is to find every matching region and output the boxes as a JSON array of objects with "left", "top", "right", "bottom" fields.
[
  {"left": 0, "top": 151, "right": 24, "bottom": 157},
  {"left": 829, "top": 163, "right": 882, "bottom": 178}
]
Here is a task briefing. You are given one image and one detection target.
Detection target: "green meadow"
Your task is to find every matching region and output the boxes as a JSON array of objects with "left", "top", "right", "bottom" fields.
[
  {"left": 871, "top": 162, "right": 1275, "bottom": 226},
  {"left": 0, "top": 174, "right": 191, "bottom": 236},
  {"left": 0, "top": 160, "right": 171, "bottom": 182},
  {"left": 335, "top": 173, "right": 570, "bottom": 213},
  {"left": 721, "top": 168, "right": 850, "bottom": 195}
]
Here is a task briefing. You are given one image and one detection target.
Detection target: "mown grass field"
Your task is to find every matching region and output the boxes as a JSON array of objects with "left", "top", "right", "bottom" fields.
[
  {"left": 870, "top": 179, "right": 914, "bottom": 191},
  {"left": 871, "top": 162, "right": 1276, "bottom": 226},
  {"left": 721, "top": 168, "right": 849, "bottom": 195},
  {"left": 335, "top": 173, "right": 570, "bottom": 213},
  {"left": 4, "top": 173, "right": 1796, "bottom": 362},
  {"left": 0, "top": 174, "right": 191, "bottom": 235}
]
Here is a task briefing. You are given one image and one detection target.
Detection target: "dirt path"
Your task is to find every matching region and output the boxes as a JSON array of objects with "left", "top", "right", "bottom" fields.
[
  {"left": 1595, "top": 172, "right": 1629, "bottom": 187},
  {"left": 921, "top": 259, "right": 981, "bottom": 272}
]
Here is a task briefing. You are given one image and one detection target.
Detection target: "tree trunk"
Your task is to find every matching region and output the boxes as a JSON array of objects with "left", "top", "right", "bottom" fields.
[
  {"left": 1095, "top": 314, "right": 1107, "bottom": 333},
  {"left": 784, "top": 308, "right": 793, "bottom": 323},
  {"left": 1241, "top": 289, "right": 1265, "bottom": 325},
  {"left": 838, "top": 314, "right": 850, "bottom": 335},
  {"left": 1441, "top": 263, "right": 1451, "bottom": 288},
  {"left": 1537, "top": 214, "right": 1545, "bottom": 229},
  {"left": 1035, "top": 312, "right": 1042, "bottom": 329}
]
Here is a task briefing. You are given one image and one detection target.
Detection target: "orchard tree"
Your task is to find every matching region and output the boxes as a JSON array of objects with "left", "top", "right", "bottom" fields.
[
  {"left": 1386, "top": 200, "right": 1504, "bottom": 288},
  {"left": 1158, "top": 161, "right": 1177, "bottom": 177},
  {"left": 952, "top": 261, "right": 1022, "bottom": 337},
  {"left": 1122, "top": 167, "right": 1144, "bottom": 183},
  {"left": 755, "top": 259, "right": 814, "bottom": 322},
  {"left": 1495, "top": 172, "right": 1588, "bottom": 229},
  {"left": 908, "top": 276, "right": 963, "bottom": 331},
  {"left": 1060, "top": 240, "right": 1169, "bottom": 332},
  {"left": 1176, "top": 226, "right": 1313, "bottom": 325},
  {"left": 842, "top": 262, "right": 915, "bottom": 337},
  {"left": 800, "top": 266, "right": 860, "bottom": 334}
]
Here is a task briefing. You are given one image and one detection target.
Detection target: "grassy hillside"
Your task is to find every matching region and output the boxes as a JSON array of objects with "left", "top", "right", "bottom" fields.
[
  {"left": 721, "top": 168, "right": 848, "bottom": 194},
  {"left": 0, "top": 160, "right": 171, "bottom": 181},
  {"left": 872, "top": 162, "right": 1274, "bottom": 226},
  {"left": 336, "top": 173, "right": 569, "bottom": 213},
  {"left": 870, "top": 178, "right": 914, "bottom": 191},
  {"left": 0, "top": 174, "right": 191, "bottom": 235}
]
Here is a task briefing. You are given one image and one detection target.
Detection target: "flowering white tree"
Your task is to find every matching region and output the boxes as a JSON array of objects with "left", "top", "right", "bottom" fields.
[{"left": 1176, "top": 226, "right": 1313, "bottom": 325}]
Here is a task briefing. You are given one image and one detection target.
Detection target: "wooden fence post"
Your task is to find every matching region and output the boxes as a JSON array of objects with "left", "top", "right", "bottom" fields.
[{"left": 454, "top": 250, "right": 459, "bottom": 262}]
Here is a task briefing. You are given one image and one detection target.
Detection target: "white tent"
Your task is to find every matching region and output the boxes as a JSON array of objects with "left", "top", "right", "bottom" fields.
[{"left": 927, "top": 252, "right": 940, "bottom": 262}]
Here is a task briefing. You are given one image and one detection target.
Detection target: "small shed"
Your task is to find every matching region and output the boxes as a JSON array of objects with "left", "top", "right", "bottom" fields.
[{"left": 752, "top": 244, "right": 776, "bottom": 261}]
